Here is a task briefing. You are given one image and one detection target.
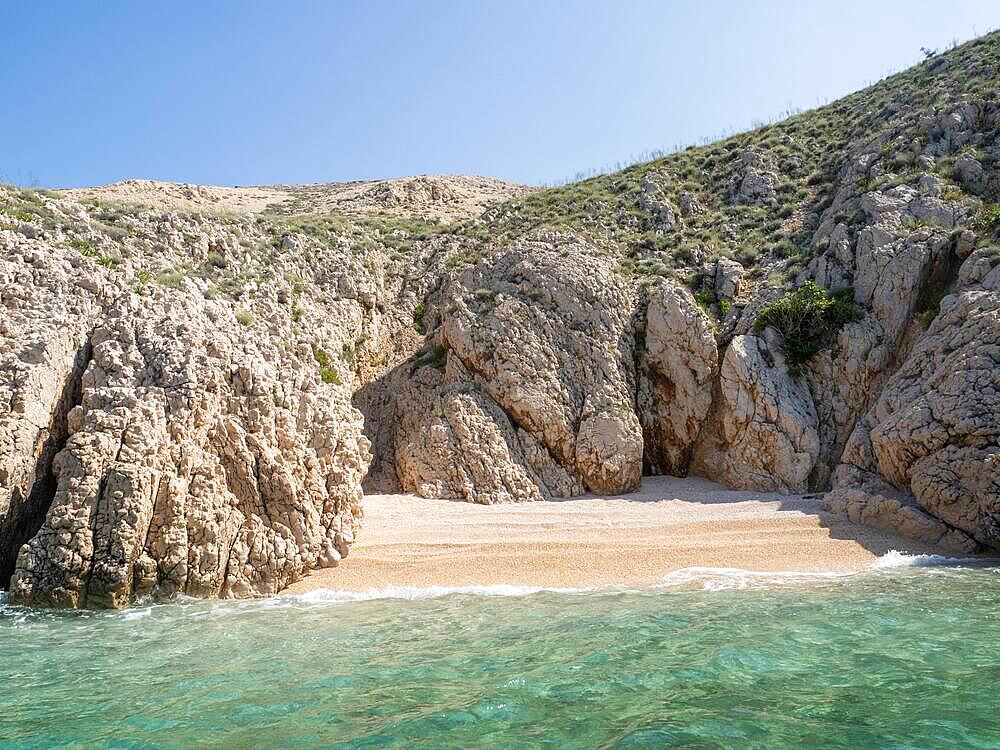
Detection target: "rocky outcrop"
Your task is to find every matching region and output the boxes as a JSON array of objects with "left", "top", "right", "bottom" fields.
[
  {"left": 826, "top": 246, "right": 1000, "bottom": 550},
  {"left": 0, "top": 202, "right": 375, "bottom": 608},
  {"left": 727, "top": 149, "right": 778, "bottom": 206},
  {"left": 692, "top": 330, "right": 820, "bottom": 492},
  {"left": 5, "top": 293, "right": 370, "bottom": 608},
  {"left": 714, "top": 258, "right": 744, "bottom": 300},
  {"left": 638, "top": 281, "right": 718, "bottom": 475},
  {"left": 0, "top": 288, "right": 93, "bottom": 585},
  {"left": 638, "top": 170, "right": 679, "bottom": 230},
  {"left": 389, "top": 238, "right": 644, "bottom": 499},
  {"left": 393, "top": 359, "right": 545, "bottom": 504}
]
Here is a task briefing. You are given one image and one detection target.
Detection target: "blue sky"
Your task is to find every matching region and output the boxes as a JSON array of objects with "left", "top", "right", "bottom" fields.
[{"left": 1, "top": 1, "right": 996, "bottom": 188}]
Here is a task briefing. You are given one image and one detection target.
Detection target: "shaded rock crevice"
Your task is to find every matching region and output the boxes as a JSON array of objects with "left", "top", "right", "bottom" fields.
[{"left": 0, "top": 336, "right": 92, "bottom": 587}]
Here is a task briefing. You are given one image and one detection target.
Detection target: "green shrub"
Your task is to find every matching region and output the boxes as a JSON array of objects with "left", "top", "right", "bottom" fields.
[
  {"left": 313, "top": 347, "right": 331, "bottom": 367},
  {"left": 157, "top": 270, "right": 186, "bottom": 288},
  {"left": 753, "top": 281, "right": 862, "bottom": 375},
  {"left": 975, "top": 204, "right": 1000, "bottom": 236},
  {"left": 71, "top": 238, "right": 99, "bottom": 257},
  {"left": 235, "top": 309, "right": 254, "bottom": 326},
  {"left": 412, "top": 301, "right": 426, "bottom": 333},
  {"left": 313, "top": 347, "right": 342, "bottom": 384},
  {"left": 918, "top": 286, "right": 953, "bottom": 328}
]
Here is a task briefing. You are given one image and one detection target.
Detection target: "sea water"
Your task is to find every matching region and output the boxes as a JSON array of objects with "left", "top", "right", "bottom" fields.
[{"left": 2, "top": 555, "right": 999, "bottom": 748}]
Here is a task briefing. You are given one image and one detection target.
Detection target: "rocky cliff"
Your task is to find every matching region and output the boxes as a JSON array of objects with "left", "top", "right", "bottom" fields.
[{"left": 2, "top": 33, "right": 998, "bottom": 607}]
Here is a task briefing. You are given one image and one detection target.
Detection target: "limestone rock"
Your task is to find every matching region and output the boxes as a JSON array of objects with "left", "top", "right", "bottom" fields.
[
  {"left": 954, "top": 153, "right": 987, "bottom": 195},
  {"left": 831, "top": 247, "right": 1000, "bottom": 549},
  {"left": 678, "top": 192, "right": 702, "bottom": 217},
  {"left": 727, "top": 149, "right": 778, "bottom": 206},
  {"left": 691, "top": 331, "right": 820, "bottom": 492},
  {"left": 394, "top": 361, "right": 544, "bottom": 503},
  {"left": 0, "top": 193, "right": 380, "bottom": 608},
  {"left": 638, "top": 170, "right": 679, "bottom": 230},
  {"left": 389, "top": 238, "right": 644, "bottom": 498},
  {"left": 714, "top": 258, "right": 745, "bottom": 300},
  {"left": 822, "top": 467, "right": 978, "bottom": 553},
  {"left": 638, "top": 281, "right": 718, "bottom": 475}
]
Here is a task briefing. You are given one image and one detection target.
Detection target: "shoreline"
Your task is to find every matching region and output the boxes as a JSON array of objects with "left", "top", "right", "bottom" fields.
[{"left": 282, "top": 476, "right": 948, "bottom": 595}]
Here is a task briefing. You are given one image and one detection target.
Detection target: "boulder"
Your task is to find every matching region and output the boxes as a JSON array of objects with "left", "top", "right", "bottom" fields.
[
  {"left": 691, "top": 331, "right": 820, "bottom": 492},
  {"left": 714, "top": 258, "right": 745, "bottom": 299}
]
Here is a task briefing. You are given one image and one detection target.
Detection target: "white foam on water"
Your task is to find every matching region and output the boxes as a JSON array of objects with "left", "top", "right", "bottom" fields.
[
  {"left": 868, "top": 549, "right": 981, "bottom": 569},
  {"left": 658, "top": 549, "right": 991, "bottom": 591},
  {"left": 120, "top": 606, "right": 153, "bottom": 621},
  {"left": 289, "top": 583, "right": 599, "bottom": 604},
  {"left": 4, "top": 550, "right": 993, "bottom": 616},
  {"left": 659, "top": 566, "right": 854, "bottom": 591}
]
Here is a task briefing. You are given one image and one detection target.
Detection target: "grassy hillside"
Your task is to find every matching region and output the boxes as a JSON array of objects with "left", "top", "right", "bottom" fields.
[{"left": 469, "top": 31, "right": 998, "bottom": 282}]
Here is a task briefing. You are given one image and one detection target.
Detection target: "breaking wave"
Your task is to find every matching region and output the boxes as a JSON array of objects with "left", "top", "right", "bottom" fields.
[{"left": 658, "top": 550, "right": 992, "bottom": 591}]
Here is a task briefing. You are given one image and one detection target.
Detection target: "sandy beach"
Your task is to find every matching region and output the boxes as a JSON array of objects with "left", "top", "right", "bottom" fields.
[{"left": 283, "top": 476, "right": 944, "bottom": 594}]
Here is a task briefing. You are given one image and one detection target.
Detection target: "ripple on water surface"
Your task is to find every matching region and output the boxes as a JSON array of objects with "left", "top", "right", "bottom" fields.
[{"left": 2, "top": 555, "right": 1000, "bottom": 748}]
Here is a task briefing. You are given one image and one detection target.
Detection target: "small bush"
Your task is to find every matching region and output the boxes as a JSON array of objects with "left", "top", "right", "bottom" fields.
[
  {"left": 157, "top": 270, "right": 186, "bottom": 288},
  {"left": 71, "top": 238, "right": 99, "bottom": 257},
  {"left": 313, "top": 347, "right": 342, "bottom": 384},
  {"left": 975, "top": 204, "right": 1000, "bottom": 236},
  {"left": 918, "top": 286, "right": 953, "bottom": 328},
  {"left": 753, "top": 281, "right": 862, "bottom": 375},
  {"left": 235, "top": 309, "right": 254, "bottom": 326},
  {"left": 412, "top": 301, "right": 426, "bottom": 333},
  {"left": 313, "top": 347, "right": 331, "bottom": 367}
]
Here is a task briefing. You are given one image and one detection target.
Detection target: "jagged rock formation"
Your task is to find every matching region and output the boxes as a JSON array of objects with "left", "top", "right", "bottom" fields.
[
  {"left": 691, "top": 330, "right": 820, "bottom": 493},
  {"left": 1, "top": 224, "right": 374, "bottom": 607},
  {"left": 2, "top": 32, "right": 998, "bottom": 607},
  {"left": 391, "top": 239, "right": 644, "bottom": 501},
  {"left": 825, "top": 246, "right": 999, "bottom": 551}
]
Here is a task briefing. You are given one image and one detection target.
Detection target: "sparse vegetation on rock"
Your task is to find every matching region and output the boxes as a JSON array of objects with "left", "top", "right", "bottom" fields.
[{"left": 753, "top": 282, "right": 862, "bottom": 374}]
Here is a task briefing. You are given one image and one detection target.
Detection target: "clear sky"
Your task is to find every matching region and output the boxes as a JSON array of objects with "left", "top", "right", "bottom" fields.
[{"left": 1, "top": 1, "right": 996, "bottom": 188}]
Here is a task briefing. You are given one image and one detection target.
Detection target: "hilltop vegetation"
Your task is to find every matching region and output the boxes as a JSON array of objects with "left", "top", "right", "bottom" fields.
[{"left": 479, "top": 33, "right": 997, "bottom": 279}]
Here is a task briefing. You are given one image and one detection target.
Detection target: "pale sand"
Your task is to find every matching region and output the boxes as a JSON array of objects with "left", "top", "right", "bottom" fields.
[{"left": 283, "top": 476, "right": 946, "bottom": 594}]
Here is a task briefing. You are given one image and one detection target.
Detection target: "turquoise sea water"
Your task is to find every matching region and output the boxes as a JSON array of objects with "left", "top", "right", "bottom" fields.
[{"left": 2, "top": 557, "right": 1000, "bottom": 749}]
